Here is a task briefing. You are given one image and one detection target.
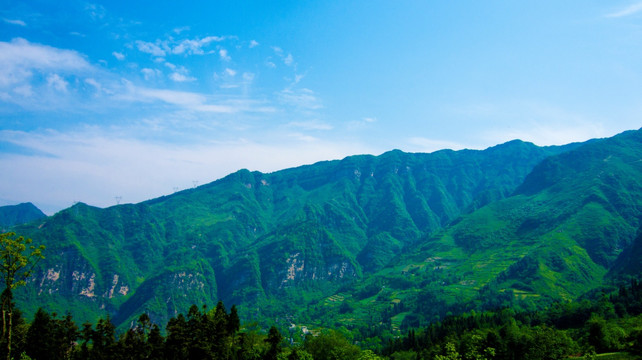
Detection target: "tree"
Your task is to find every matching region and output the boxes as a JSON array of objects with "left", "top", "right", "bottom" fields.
[
  {"left": 228, "top": 305, "right": 240, "bottom": 335},
  {"left": 304, "top": 329, "right": 361, "bottom": 360},
  {"left": 434, "top": 342, "right": 461, "bottom": 360},
  {"left": 25, "top": 309, "right": 78, "bottom": 360},
  {"left": 0, "top": 232, "right": 44, "bottom": 360},
  {"left": 264, "top": 326, "right": 283, "bottom": 360}
]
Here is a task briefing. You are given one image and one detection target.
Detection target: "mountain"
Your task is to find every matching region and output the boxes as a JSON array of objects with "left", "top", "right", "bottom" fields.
[
  {"left": 12, "top": 128, "right": 642, "bottom": 333},
  {"left": 339, "top": 128, "right": 642, "bottom": 329},
  {"left": 11, "top": 138, "right": 579, "bottom": 328},
  {"left": 0, "top": 202, "right": 46, "bottom": 229}
]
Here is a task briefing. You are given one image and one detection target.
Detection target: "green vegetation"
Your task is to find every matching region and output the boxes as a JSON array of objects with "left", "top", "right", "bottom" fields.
[
  {"left": 7, "top": 137, "right": 576, "bottom": 329},
  {"left": 5, "top": 278, "right": 642, "bottom": 359},
  {"left": 3, "top": 129, "right": 642, "bottom": 357},
  {"left": 0, "top": 204, "right": 45, "bottom": 231},
  {"left": 0, "top": 232, "right": 44, "bottom": 360}
]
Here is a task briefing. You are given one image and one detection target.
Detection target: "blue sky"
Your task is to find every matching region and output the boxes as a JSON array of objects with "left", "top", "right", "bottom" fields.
[{"left": 1, "top": 1, "right": 641, "bottom": 214}]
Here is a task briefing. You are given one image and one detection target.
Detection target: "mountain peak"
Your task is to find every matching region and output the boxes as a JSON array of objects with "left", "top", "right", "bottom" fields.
[{"left": 0, "top": 202, "right": 46, "bottom": 228}]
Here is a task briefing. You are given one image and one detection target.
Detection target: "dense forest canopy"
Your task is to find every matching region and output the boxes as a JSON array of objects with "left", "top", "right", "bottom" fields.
[{"left": 4, "top": 275, "right": 642, "bottom": 359}]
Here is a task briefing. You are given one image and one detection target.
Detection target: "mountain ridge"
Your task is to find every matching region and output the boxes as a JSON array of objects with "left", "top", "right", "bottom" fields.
[
  {"left": 8, "top": 131, "right": 640, "bottom": 331},
  {"left": 0, "top": 202, "right": 46, "bottom": 229}
]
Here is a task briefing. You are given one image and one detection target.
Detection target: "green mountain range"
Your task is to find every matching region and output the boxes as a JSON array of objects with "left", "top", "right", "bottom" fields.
[
  {"left": 0, "top": 202, "right": 46, "bottom": 229},
  {"left": 8, "top": 128, "right": 642, "bottom": 332}
]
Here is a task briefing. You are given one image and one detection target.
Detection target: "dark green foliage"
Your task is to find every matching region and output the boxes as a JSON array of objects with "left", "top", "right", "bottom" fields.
[
  {"left": 385, "top": 277, "right": 642, "bottom": 359},
  {"left": 0, "top": 203, "right": 45, "bottom": 230},
  {"left": 265, "top": 326, "right": 283, "bottom": 360},
  {"left": 11, "top": 282, "right": 642, "bottom": 360},
  {"left": 304, "top": 329, "right": 361, "bottom": 360},
  {"left": 25, "top": 309, "right": 77, "bottom": 360}
]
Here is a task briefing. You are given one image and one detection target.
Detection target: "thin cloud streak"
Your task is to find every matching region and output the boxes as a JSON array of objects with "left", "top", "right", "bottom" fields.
[
  {"left": 3, "top": 18, "right": 26, "bottom": 26},
  {"left": 605, "top": 2, "right": 642, "bottom": 18}
]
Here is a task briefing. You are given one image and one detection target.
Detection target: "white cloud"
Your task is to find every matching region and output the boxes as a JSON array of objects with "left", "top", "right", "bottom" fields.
[
  {"left": 172, "top": 36, "right": 225, "bottom": 55},
  {"left": 279, "top": 88, "right": 322, "bottom": 110},
  {"left": 249, "top": 40, "right": 259, "bottom": 48},
  {"left": 288, "top": 132, "right": 318, "bottom": 142},
  {"left": 243, "top": 72, "right": 255, "bottom": 82},
  {"left": 481, "top": 123, "right": 606, "bottom": 147},
  {"left": 3, "top": 18, "right": 26, "bottom": 26},
  {"left": 141, "top": 68, "right": 162, "bottom": 81},
  {"left": 169, "top": 72, "right": 196, "bottom": 82},
  {"left": 219, "top": 49, "right": 231, "bottom": 61},
  {"left": 407, "top": 137, "right": 467, "bottom": 153},
  {"left": 121, "top": 84, "right": 236, "bottom": 113},
  {"left": 284, "top": 54, "right": 294, "bottom": 66},
  {"left": 346, "top": 117, "right": 377, "bottom": 130},
  {"left": 605, "top": 2, "right": 642, "bottom": 17},
  {"left": 85, "top": 3, "right": 106, "bottom": 21},
  {"left": 287, "top": 120, "right": 333, "bottom": 131},
  {"left": 46, "top": 74, "right": 68, "bottom": 92},
  {"left": 0, "top": 38, "right": 91, "bottom": 87},
  {"left": 84, "top": 78, "right": 102, "bottom": 93},
  {"left": 13, "top": 85, "right": 33, "bottom": 97},
  {"left": 173, "top": 26, "right": 190, "bottom": 34},
  {"left": 0, "top": 128, "right": 374, "bottom": 214},
  {"left": 225, "top": 68, "right": 237, "bottom": 76},
  {"left": 135, "top": 40, "right": 167, "bottom": 57},
  {"left": 112, "top": 51, "right": 125, "bottom": 60}
]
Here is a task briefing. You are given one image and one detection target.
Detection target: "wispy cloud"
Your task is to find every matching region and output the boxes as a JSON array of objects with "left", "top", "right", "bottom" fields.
[
  {"left": 172, "top": 36, "right": 225, "bottom": 55},
  {"left": 482, "top": 122, "right": 605, "bottom": 147},
  {"left": 0, "top": 38, "right": 91, "bottom": 89},
  {"left": 284, "top": 54, "right": 294, "bottom": 66},
  {"left": 3, "top": 18, "right": 26, "bottom": 27},
  {"left": 85, "top": 3, "right": 106, "bottom": 21},
  {"left": 279, "top": 88, "right": 322, "bottom": 110},
  {"left": 84, "top": 78, "right": 102, "bottom": 93},
  {"left": 173, "top": 26, "right": 190, "bottom": 34},
  {"left": 287, "top": 120, "right": 333, "bottom": 131},
  {"left": 0, "top": 31, "right": 328, "bottom": 213},
  {"left": 135, "top": 40, "right": 167, "bottom": 57},
  {"left": 0, "top": 128, "right": 373, "bottom": 214},
  {"left": 407, "top": 137, "right": 467, "bottom": 152},
  {"left": 346, "top": 117, "right": 376, "bottom": 130},
  {"left": 605, "top": 2, "right": 642, "bottom": 18},
  {"left": 169, "top": 72, "right": 196, "bottom": 82},
  {"left": 46, "top": 74, "right": 69, "bottom": 92},
  {"left": 219, "top": 49, "right": 231, "bottom": 61},
  {"left": 121, "top": 84, "right": 235, "bottom": 113},
  {"left": 141, "top": 68, "right": 161, "bottom": 81}
]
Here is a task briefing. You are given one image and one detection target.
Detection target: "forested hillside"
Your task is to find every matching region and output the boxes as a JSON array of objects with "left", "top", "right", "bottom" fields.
[
  {"left": 5, "top": 277, "right": 642, "bottom": 359},
  {"left": 0, "top": 203, "right": 45, "bottom": 229},
  {"left": 6, "top": 129, "right": 642, "bottom": 339}
]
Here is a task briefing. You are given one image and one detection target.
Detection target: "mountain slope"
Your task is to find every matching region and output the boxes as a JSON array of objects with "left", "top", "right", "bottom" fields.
[
  {"left": 338, "top": 129, "right": 642, "bottom": 328},
  {"left": 0, "top": 202, "right": 46, "bottom": 229},
  {"left": 11, "top": 139, "right": 572, "bottom": 327}
]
